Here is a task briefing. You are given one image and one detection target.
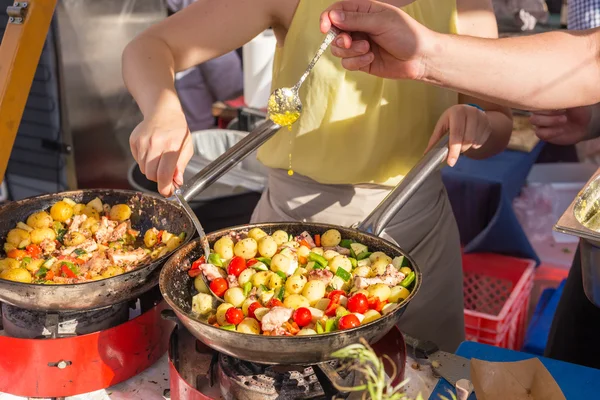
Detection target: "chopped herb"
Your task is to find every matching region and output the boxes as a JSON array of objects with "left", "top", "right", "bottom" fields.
[
  {"left": 335, "top": 267, "right": 351, "bottom": 282},
  {"left": 56, "top": 228, "right": 67, "bottom": 243}
]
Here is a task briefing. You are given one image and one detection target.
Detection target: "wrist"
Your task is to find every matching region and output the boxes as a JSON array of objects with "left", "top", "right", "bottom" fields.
[
  {"left": 142, "top": 91, "right": 184, "bottom": 120},
  {"left": 418, "top": 31, "right": 448, "bottom": 85}
]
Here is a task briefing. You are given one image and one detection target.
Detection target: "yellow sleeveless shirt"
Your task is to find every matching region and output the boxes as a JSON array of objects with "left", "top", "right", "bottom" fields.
[{"left": 256, "top": 0, "right": 459, "bottom": 186}]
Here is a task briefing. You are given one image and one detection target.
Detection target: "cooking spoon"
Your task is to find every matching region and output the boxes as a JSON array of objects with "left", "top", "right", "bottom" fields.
[
  {"left": 172, "top": 182, "right": 223, "bottom": 303},
  {"left": 267, "top": 27, "right": 341, "bottom": 126}
]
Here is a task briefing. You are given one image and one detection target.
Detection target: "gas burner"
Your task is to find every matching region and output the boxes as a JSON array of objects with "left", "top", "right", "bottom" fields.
[
  {"left": 217, "top": 354, "right": 354, "bottom": 400},
  {"left": 1, "top": 302, "right": 130, "bottom": 339}
]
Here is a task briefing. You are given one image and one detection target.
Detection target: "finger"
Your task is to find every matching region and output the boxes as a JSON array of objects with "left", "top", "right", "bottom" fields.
[
  {"left": 331, "top": 40, "right": 370, "bottom": 58},
  {"left": 529, "top": 113, "right": 567, "bottom": 127},
  {"left": 531, "top": 110, "right": 566, "bottom": 116},
  {"left": 156, "top": 150, "right": 179, "bottom": 197},
  {"left": 137, "top": 139, "right": 149, "bottom": 175},
  {"left": 426, "top": 111, "right": 449, "bottom": 154},
  {"left": 175, "top": 135, "right": 194, "bottom": 186},
  {"left": 534, "top": 126, "right": 567, "bottom": 141},
  {"left": 340, "top": 53, "right": 374, "bottom": 71},
  {"left": 332, "top": 32, "right": 353, "bottom": 49},
  {"left": 328, "top": 8, "right": 387, "bottom": 35},
  {"left": 447, "top": 113, "right": 466, "bottom": 167},
  {"left": 461, "top": 110, "right": 479, "bottom": 153}
]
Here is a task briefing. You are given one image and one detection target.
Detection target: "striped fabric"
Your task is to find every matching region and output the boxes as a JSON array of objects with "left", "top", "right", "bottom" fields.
[{"left": 568, "top": 0, "right": 600, "bottom": 29}]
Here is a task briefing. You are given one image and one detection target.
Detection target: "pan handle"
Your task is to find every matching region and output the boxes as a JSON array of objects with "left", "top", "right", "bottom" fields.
[
  {"left": 354, "top": 135, "right": 449, "bottom": 236},
  {"left": 179, "top": 119, "right": 281, "bottom": 202}
]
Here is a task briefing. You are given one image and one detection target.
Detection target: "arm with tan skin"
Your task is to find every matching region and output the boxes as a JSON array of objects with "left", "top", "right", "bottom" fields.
[
  {"left": 122, "top": 0, "right": 296, "bottom": 196},
  {"left": 320, "top": 0, "right": 600, "bottom": 111},
  {"left": 426, "top": 0, "right": 512, "bottom": 165}
]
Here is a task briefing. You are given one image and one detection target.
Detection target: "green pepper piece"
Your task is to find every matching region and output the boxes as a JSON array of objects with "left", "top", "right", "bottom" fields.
[
  {"left": 325, "top": 318, "right": 337, "bottom": 333},
  {"left": 21, "top": 257, "right": 32, "bottom": 267},
  {"left": 178, "top": 232, "right": 187, "bottom": 241},
  {"left": 242, "top": 281, "right": 252, "bottom": 297},
  {"left": 400, "top": 266, "right": 412, "bottom": 276},
  {"left": 276, "top": 286, "right": 285, "bottom": 301},
  {"left": 255, "top": 257, "right": 271, "bottom": 267},
  {"left": 316, "top": 321, "right": 325, "bottom": 334},
  {"left": 400, "top": 271, "right": 416, "bottom": 288},
  {"left": 335, "top": 267, "right": 351, "bottom": 282},
  {"left": 56, "top": 228, "right": 67, "bottom": 243},
  {"left": 348, "top": 257, "right": 357, "bottom": 269},
  {"left": 357, "top": 251, "right": 372, "bottom": 261},
  {"left": 221, "top": 324, "right": 236, "bottom": 331},
  {"left": 73, "top": 248, "right": 87, "bottom": 256},
  {"left": 339, "top": 239, "right": 353, "bottom": 249},
  {"left": 276, "top": 271, "right": 287, "bottom": 280},
  {"left": 208, "top": 253, "right": 223, "bottom": 267},
  {"left": 252, "top": 262, "right": 269, "bottom": 271},
  {"left": 335, "top": 306, "right": 350, "bottom": 318},
  {"left": 260, "top": 284, "right": 270, "bottom": 292},
  {"left": 308, "top": 252, "right": 328, "bottom": 268},
  {"left": 35, "top": 266, "right": 48, "bottom": 278}
]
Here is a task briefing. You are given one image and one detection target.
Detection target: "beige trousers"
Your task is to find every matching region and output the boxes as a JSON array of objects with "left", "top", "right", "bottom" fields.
[{"left": 251, "top": 168, "right": 465, "bottom": 352}]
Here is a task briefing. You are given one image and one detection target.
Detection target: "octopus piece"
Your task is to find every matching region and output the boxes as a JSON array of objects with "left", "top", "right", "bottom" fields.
[
  {"left": 52, "top": 276, "right": 77, "bottom": 284},
  {"left": 298, "top": 231, "right": 316, "bottom": 248},
  {"left": 95, "top": 217, "right": 119, "bottom": 243},
  {"left": 67, "top": 214, "right": 88, "bottom": 234},
  {"left": 228, "top": 230, "right": 249, "bottom": 242},
  {"left": 39, "top": 239, "right": 56, "bottom": 256},
  {"left": 84, "top": 253, "right": 111, "bottom": 276},
  {"left": 247, "top": 286, "right": 258, "bottom": 301},
  {"left": 353, "top": 264, "right": 405, "bottom": 289},
  {"left": 261, "top": 306, "right": 293, "bottom": 332},
  {"left": 227, "top": 274, "right": 240, "bottom": 288},
  {"left": 324, "top": 246, "right": 351, "bottom": 256},
  {"left": 60, "top": 239, "right": 98, "bottom": 256},
  {"left": 199, "top": 263, "right": 226, "bottom": 281},
  {"left": 107, "top": 222, "right": 128, "bottom": 242},
  {"left": 307, "top": 269, "right": 334, "bottom": 285},
  {"left": 107, "top": 248, "right": 148, "bottom": 267}
]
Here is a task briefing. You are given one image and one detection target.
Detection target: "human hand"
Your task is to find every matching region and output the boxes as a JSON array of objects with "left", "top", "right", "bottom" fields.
[
  {"left": 129, "top": 109, "right": 194, "bottom": 196},
  {"left": 319, "top": 0, "right": 436, "bottom": 80},
  {"left": 425, "top": 105, "right": 492, "bottom": 167},
  {"left": 529, "top": 107, "right": 593, "bottom": 145}
]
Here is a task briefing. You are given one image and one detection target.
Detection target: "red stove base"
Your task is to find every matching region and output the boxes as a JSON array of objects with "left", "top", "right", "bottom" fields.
[
  {"left": 168, "top": 326, "right": 407, "bottom": 400},
  {"left": 0, "top": 301, "right": 175, "bottom": 398}
]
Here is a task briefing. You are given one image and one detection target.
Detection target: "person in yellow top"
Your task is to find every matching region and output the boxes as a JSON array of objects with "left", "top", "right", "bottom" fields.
[{"left": 122, "top": 0, "right": 513, "bottom": 351}]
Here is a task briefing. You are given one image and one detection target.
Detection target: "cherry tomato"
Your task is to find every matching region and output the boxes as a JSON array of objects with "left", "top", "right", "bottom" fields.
[
  {"left": 227, "top": 256, "right": 247, "bottom": 277},
  {"left": 191, "top": 256, "right": 206, "bottom": 270},
  {"left": 338, "top": 314, "right": 361, "bottom": 330},
  {"left": 246, "top": 259, "right": 258, "bottom": 267},
  {"left": 347, "top": 293, "right": 369, "bottom": 314},
  {"left": 292, "top": 307, "right": 312, "bottom": 327},
  {"left": 225, "top": 308, "right": 244, "bottom": 325},
  {"left": 368, "top": 297, "right": 386, "bottom": 312},
  {"left": 25, "top": 244, "right": 42, "bottom": 259},
  {"left": 267, "top": 298, "right": 283, "bottom": 308},
  {"left": 328, "top": 290, "right": 346, "bottom": 300},
  {"left": 247, "top": 301, "right": 262, "bottom": 319},
  {"left": 209, "top": 278, "right": 228, "bottom": 297},
  {"left": 7, "top": 249, "right": 27, "bottom": 260}
]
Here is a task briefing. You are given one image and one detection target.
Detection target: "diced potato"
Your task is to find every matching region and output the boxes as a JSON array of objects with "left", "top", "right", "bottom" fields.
[
  {"left": 109, "top": 204, "right": 132, "bottom": 222},
  {"left": 285, "top": 274, "right": 307, "bottom": 295},
  {"left": 371, "top": 259, "right": 390, "bottom": 276},
  {"left": 369, "top": 252, "right": 392, "bottom": 264},
  {"left": 192, "top": 293, "right": 214, "bottom": 316},
  {"left": 254, "top": 307, "right": 270, "bottom": 321},
  {"left": 83, "top": 207, "right": 100, "bottom": 219},
  {"left": 271, "top": 230, "right": 289, "bottom": 246},
  {"left": 194, "top": 275, "right": 210, "bottom": 294},
  {"left": 283, "top": 294, "right": 310, "bottom": 309},
  {"left": 329, "top": 276, "right": 349, "bottom": 291},
  {"left": 302, "top": 280, "right": 327, "bottom": 306},
  {"left": 87, "top": 197, "right": 103, "bottom": 212},
  {"left": 321, "top": 229, "right": 342, "bottom": 247},
  {"left": 144, "top": 229, "right": 158, "bottom": 248},
  {"left": 224, "top": 287, "right": 246, "bottom": 307},
  {"left": 72, "top": 204, "right": 86, "bottom": 215},
  {"left": 216, "top": 303, "right": 234, "bottom": 325},
  {"left": 0, "top": 258, "right": 20, "bottom": 272},
  {"left": 0, "top": 268, "right": 32, "bottom": 283},
  {"left": 363, "top": 309, "right": 382, "bottom": 324},
  {"left": 297, "top": 245, "right": 310, "bottom": 258},
  {"left": 248, "top": 228, "right": 268, "bottom": 242},
  {"left": 102, "top": 266, "right": 124, "bottom": 278},
  {"left": 166, "top": 236, "right": 182, "bottom": 251},
  {"left": 251, "top": 271, "right": 272, "bottom": 288},
  {"left": 311, "top": 247, "right": 324, "bottom": 256},
  {"left": 61, "top": 198, "right": 77, "bottom": 207},
  {"left": 50, "top": 201, "right": 74, "bottom": 222},
  {"left": 297, "top": 328, "right": 317, "bottom": 336},
  {"left": 234, "top": 238, "right": 258, "bottom": 260},
  {"left": 26, "top": 211, "right": 53, "bottom": 229},
  {"left": 7, "top": 229, "right": 30, "bottom": 246},
  {"left": 214, "top": 236, "right": 234, "bottom": 260},
  {"left": 389, "top": 286, "right": 411, "bottom": 303},
  {"left": 237, "top": 318, "right": 260, "bottom": 334},
  {"left": 3, "top": 243, "right": 16, "bottom": 253},
  {"left": 238, "top": 268, "right": 255, "bottom": 286},
  {"left": 268, "top": 273, "right": 284, "bottom": 290},
  {"left": 357, "top": 258, "right": 372, "bottom": 268},
  {"left": 30, "top": 228, "right": 56, "bottom": 245},
  {"left": 323, "top": 250, "right": 340, "bottom": 261},
  {"left": 16, "top": 222, "right": 32, "bottom": 232},
  {"left": 353, "top": 266, "right": 371, "bottom": 278},
  {"left": 64, "top": 232, "right": 86, "bottom": 246},
  {"left": 307, "top": 307, "right": 324, "bottom": 321},
  {"left": 314, "top": 298, "right": 331, "bottom": 311},
  {"left": 271, "top": 254, "right": 293, "bottom": 276},
  {"left": 82, "top": 217, "right": 100, "bottom": 234},
  {"left": 257, "top": 236, "right": 277, "bottom": 258},
  {"left": 329, "top": 255, "right": 352, "bottom": 273},
  {"left": 367, "top": 284, "right": 392, "bottom": 302}
]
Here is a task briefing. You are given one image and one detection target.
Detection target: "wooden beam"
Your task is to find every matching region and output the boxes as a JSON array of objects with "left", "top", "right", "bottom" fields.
[{"left": 0, "top": 0, "right": 58, "bottom": 182}]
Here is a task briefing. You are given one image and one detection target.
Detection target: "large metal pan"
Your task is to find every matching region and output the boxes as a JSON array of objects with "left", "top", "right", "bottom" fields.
[
  {"left": 0, "top": 121, "right": 283, "bottom": 312},
  {"left": 159, "top": 136, "right": 450, "bottom": 365}
]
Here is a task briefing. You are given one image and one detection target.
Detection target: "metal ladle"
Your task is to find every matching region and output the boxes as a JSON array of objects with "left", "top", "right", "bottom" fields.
[{"left": 267, "top": 27, "right": 341, "bottom": 125}]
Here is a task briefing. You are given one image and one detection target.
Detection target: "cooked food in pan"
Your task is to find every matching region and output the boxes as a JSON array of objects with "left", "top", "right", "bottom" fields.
[
  {"left": 189, "top": 228, "right": 416, "bottom": 336},
  {"left": 0, "top": 197, "right": 186, "bottom": 284}
]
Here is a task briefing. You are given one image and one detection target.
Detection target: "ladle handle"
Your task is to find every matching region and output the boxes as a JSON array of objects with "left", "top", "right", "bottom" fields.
[
  {"left": 355, "top": 135, "right": 449, "bottom": 236},
  {"left": 179, "top": 120, "right": 281, "bottom": 202}
]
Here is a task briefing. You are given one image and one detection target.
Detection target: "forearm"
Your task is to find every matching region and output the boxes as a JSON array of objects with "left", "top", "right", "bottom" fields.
[
  {"left": 122, "top": 37, "right": 183, "bottom": 118},
  {"left": 424, "top": 30, "right": 600, "bottom": 110},
  {"left": 467, "top": 110, "right": 512, "bottom": 159}
]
